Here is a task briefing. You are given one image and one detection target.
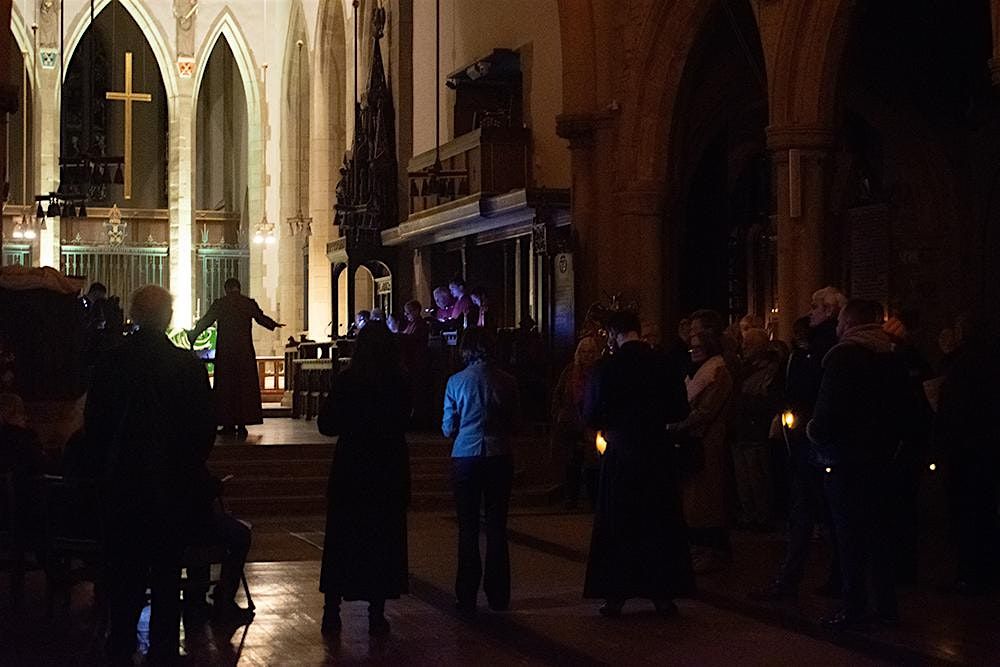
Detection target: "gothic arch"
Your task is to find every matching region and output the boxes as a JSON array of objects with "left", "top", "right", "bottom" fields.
[
  {"left": 768, "top": 0, "right": 855, "bottom": 131},
  {"left": 63, "top": 0, "right": 177, "bottom": 101},
  {"left": 10, "top": 5, "right": 35, "bottom": 90}
]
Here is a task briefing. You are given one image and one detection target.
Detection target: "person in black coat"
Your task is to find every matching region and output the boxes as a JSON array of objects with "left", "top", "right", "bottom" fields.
[
  {"left": 751, "top": 291, "right": 845, "bottom": 602},
  {"left": 807, "top": 299, "right": 916, "bottom": 628},
  {"left": 583, "top": 311, "right": 694, "bottom": 617},
  {"left": 318, "top": 321, "right": 411, "bottom": 636},
  {"left": 85, "top": 285, "right": 218, "bottom": 662},
  {"left": 933, "top": 313, "right": 1000, "bottom": 594}
]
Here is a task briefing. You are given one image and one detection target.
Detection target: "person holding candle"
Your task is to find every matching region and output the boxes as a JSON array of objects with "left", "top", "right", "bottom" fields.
[{"left": 583, "top": 310, "right": 693, "bottom": 617}]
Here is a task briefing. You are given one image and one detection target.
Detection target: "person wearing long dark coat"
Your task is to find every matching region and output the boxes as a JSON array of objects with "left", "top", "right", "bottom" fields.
[
  {"left": 189, "top": 278, "right": 284, "bottom": 437},
  {"left": 86, "top": 286, "right": 218, "bottom": 662},
  {"left": 583, "top": 311, "right": 694, "bottom": 617},
  {"left": 318, "top": 321, "right": 410, "bottom": 636}
]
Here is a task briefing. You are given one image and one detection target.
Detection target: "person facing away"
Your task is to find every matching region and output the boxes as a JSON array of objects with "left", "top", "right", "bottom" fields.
[
  {"left": 189, "top": 278, "right": 284, "bottom": 438},
  {"left": 583, "top": 311, "right": 694, "bottom": 617},
  {"left": 933, "top": 312, "right": 1000, "bottom": 595},
  {"left": 807, "top": 298, "right": 915, "bottom": 629},
  {"left": 442, "top": 328, "right": 520, "bottom": 615},
  {"left": 86, "top": 285, "right": 218, "bottom": 662},
  {"left": 317, "top": 321, "right": 411, "bottom": 637}
]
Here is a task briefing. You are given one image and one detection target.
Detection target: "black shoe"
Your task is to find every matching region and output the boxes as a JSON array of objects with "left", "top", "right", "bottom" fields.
[
  {"left": 820, "top": 609, "right": 866, "bottom": 631},
  {"left": 598, "top": 600, "right": 623, "bottom": 617},
  {"left": 236, "top": 426, "right": 249, "bottom": 439},
  {"left": 652, "top": 599, "right": 678, "bottom": 617},
  {"left": 368, "top": 614, "right": 390, "bottom": 636},
  {"left": 321, "top": 611, "right": 342, "bottom": 636},
  {"left": 212, "top": 601, "right": 255, "bottom": 626},
  {"left": 748, "top": 582, "right": 796, "bottom": 602}
]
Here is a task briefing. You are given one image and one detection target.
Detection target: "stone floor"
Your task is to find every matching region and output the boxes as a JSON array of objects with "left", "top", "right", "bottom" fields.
[
  {"left": 3, "top": 419, "right": 995, "bottom": 665},
  {"left": 4, "top": 507, "right": 996, "bottom": 665}
]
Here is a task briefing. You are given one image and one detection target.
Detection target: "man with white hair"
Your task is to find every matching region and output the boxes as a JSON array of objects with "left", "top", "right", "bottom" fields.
[
  {"left": 750, "top": 286, "right": 846, "bottom": 603},
  {"left": 87, "top": 285, "right": 219, "bottom": 661}
]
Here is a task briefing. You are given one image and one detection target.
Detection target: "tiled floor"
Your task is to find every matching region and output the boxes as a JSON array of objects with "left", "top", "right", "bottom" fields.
[{"left": 0, "top": 510, "right": 926, "bottom": 666}]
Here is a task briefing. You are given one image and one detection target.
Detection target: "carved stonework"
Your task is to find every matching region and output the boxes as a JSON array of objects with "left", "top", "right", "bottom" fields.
[
  {"left": 38, "top": 0, "right": 59, "bottom": 49},
  {"left": 174, "top": 0, "right": 198, "bottom": 58},
  {"left": 334, "top": 5, "right": 398, "bottom": 255},
  {"left": 177, "top": 57, "right": 195, "bottom": 78},
  {"left": 104, "top": 204, "right": 127, "bottom": 245}
]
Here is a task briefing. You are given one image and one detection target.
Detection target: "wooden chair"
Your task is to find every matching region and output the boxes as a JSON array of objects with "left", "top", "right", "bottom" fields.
[
  {"left": 0, "top": 471, "right": 26, "bottom": 608},
  {"left": 39, "top": 475, "right": 105, "bottom": 616}
]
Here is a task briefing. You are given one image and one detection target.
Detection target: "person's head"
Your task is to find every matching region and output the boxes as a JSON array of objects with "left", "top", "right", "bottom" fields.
[
  {"left": 224, "top": 278, "right": 242, "bottom": 295},
  {"left": 677, "top": 318, "right": 692, "bottom": 345},
  {"left": 792, "top": 315, "right": 811, "bottom": 348},
  {"left": 449, "top": 277, "right": 466, "bottom": 299},
  {"left": 469, "top": 287, "right": 487, "bottom": 308},
  {"left": 690, "top": 309, "right": 724, "bottom": 338},
  {"left": 836, "top": 299, "right": 884, "bottom": 338},
  {"left": 404, "top": 300, "right": 423, "bottom": 322},
  {"left": 433, "top": 286, "right": 454, "bottom": 310},
  {"left": 689, "top": 331, "right": 722, "bottom": 365},
  {"left": 130, "top": 285, "right": 173, "bottom": 333},
  {"left": 355, "top": 310, "right": 371, "bottom": 330},
  {"left": 809, "top": 287, "right": 847, "bottom": 327},
  {"left": 739, "top": 314, "right": 763, "bottom": 337},
  {"left": 605, "top": 311, "right": 641, "bottom": 349},
  {"left": 460, "top": 327, "right": 494, "bottom": 365},
  {"left": 87, "top": 282, "right": 108, "bottom": 301},
  {"left": 386, "top": 313, "right": 400, "bottom": 333},
  {"left": 370, "top": 308, "right": 384, "bottom": 321},
  {"left": 741, "top": 328, "right": 769, "bottom": 358},
  {"left": 349, "top": 320, "right": 402, "bottom": 380},
  {"left": 0, "top": 392, "right": 27, "bottom": 428}
]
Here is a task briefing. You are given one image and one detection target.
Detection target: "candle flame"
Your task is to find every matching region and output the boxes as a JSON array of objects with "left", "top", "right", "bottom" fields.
[
  {"left": 824, "top": 467, "right": 832, "bottom": 474},
  {"left": 929, "top": 463, "right": 937, "bottom": 472},
  {"left": 782, "top": 411, "right": 796, "bottom": 429},
  {"left": 595, "top": 431, "right": 607, "bottom": 456}
]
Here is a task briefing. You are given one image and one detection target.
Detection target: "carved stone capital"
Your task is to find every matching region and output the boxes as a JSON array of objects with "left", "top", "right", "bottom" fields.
[
  {"left": 556, "top": 112, "right": 614, "bottom": 150},
  {"left": 765, "top": 125, "right": 835, "bottom": 152}
]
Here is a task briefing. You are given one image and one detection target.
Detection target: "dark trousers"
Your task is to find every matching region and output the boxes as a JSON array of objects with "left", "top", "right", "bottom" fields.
[
  {"left": 452, "top": 455, "right": 513, "bottom": 608},
  {"left": 777, "top": 441, "right": 839, "bottom": 588},
  {"left": 106, "top": 524, "right": 182, "bottom": 659},
  {"left": 948, "top": 456, "right": 1000, "bottom": 588},
  {"left": 824, "top": 464, "right": 896, "bottom": 617},
  {"left": 187, "top": 512, "right": 252, "bottom": 606}
]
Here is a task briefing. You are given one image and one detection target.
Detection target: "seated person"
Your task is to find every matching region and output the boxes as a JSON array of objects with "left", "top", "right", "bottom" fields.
[
  {"left": 347, "top": 310, "right": 371, "bottom": 338},
  {"left": 0, "top": 393, "right": 47, "bottom": 553},
  {"left": 432, "top": 287, "right": 455, "bottom": 323}
]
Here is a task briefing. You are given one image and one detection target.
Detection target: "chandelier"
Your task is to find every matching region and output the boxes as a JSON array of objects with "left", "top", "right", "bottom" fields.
[{"left": 252, "top": 213, "right": 276, "bottom": 245}]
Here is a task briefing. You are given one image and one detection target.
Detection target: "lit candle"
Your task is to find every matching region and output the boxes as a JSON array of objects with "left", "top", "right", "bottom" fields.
[
  {"left": 929, "top": 463, "right": 937, "bottom": 472},
  {"left": 824, "top": 467, "right": 832, "bottom": 474},
  {"left": 595, "top": 431, "right": 607, "bottom": 456},
  {"left": 782, "top": 411, "right": 796, "bottom": 429}
]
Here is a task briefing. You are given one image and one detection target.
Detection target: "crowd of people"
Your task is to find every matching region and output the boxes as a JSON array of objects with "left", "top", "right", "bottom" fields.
[
  {"left": 2, "top": 274, "right": 998, "bottom": 660},
  {"left": 550, "top": 287, "right": 998, "bottom": 628}
]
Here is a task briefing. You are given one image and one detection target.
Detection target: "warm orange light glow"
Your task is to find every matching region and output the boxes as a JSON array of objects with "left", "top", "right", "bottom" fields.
[
  {"left": 596, "top": 431, "right": 608, "bottom": 456},
  {"left": 782, "top": 411, "right": 796, "bottom": 429}
]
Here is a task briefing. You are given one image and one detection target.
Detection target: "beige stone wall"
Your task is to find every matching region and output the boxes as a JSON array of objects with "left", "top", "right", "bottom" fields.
[{"left": 411, "top": 0, "right": 568, "bottom": 188}]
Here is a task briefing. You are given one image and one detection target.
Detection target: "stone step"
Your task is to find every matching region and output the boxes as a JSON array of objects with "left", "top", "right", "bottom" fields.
[
  {"left": 224, "top": 483, "right": 561, "bottom": 516},
  {"left": 221, "top": 468, "right": 527, "bottom": 498},
  {"left": 210, "top": 455, "right": 453, "bottom": 478}
]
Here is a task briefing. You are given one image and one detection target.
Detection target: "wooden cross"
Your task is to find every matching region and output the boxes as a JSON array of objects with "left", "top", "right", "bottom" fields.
[{"left": 105, "top": 52, "right": 152, "bottom": 200}]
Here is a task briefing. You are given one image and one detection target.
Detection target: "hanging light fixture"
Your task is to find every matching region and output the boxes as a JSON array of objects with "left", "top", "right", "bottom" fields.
[
  {"left": 286, "top": 39, "right": 312, "bottom": 236},
  {"left": 12, "top": 219, "right": 24, "bottom": 239},
  {"left": 22, "top": 215, "right": 36, "bottom": 240},
  {"left": 254, "top": 57, "right": 275, "bottom": 245}
]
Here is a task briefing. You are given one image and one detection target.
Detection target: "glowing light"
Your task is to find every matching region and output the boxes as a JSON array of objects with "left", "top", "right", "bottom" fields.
[
  {"left": 929, "top": 463, "right": 937, "bottom": 472},
  {"left": 824, "top": 467, "right": 832, "bottom": 474},
  {"left": 253, "top": 232, "right": 265, "bottom": 245},
  {"left": 23, "top": 227, "right": 36, "bottom": 240},
  {"left": 782, "top": 411, "right": 796, "bottom": 429},
  {"left": 264, "top": 234, "right": 277, "bottom": 245},
  {"left": 595, "top": 431, "right": 607, "bottom": 456}
]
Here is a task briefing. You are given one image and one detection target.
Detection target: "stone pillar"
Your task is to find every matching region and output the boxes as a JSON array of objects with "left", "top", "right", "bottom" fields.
[
  {"left": 36, "top": 8, "right": 60, "bottom": 267},
  {"left": 991, "top": 0, "right": 1000, "bottom": 85},
  {"left": 169, "top": 70, "right": 195, "bottom": 327},
  {"left": 767, "top": 126, "right": 834, "bottom": 339}
]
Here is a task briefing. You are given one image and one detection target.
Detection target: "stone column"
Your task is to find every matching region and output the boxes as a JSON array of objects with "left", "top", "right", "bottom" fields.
[
  {"left": 991, "top": 0, "right": 1000, "bottom": 85},
  {"left": 169, "top": 69, "right": 195, "bottom": 327},
  {"left": 36, "top": 7, "right": 61, "bottom": 267},
  {"left": 766, "top": 125, "right": 834, "bottom": 338}
]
